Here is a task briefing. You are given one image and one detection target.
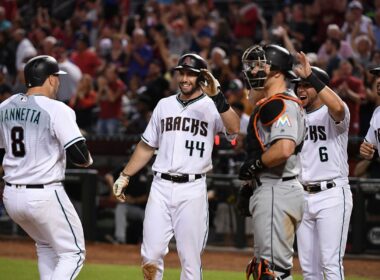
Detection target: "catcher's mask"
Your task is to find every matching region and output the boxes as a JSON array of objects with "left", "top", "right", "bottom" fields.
[{"left": 242, "top": 44, "right": 297, "bottom": 90}]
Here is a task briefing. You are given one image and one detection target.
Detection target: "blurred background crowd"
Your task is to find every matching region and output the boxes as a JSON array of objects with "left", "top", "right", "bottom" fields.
[{"left": 1, "top": 0, "right": 380, "bottom": 246}]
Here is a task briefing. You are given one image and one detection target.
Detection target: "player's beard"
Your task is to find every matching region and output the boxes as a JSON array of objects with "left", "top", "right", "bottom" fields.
[
  {"left": 377, "top": 82, "right": 380, "bottom": 96},
  {"left": 179, "top": 82, "right": 200, "bottom": 96}
]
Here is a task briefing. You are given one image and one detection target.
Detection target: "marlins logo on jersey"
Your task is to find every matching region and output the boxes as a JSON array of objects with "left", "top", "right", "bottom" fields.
[{"left": 275, "top": 114, "right": 292, "bottom": 128}]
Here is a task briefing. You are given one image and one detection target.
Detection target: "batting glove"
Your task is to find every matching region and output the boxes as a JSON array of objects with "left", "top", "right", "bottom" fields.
[
  {"left": 113, "top": 173, "right": 130, "bottom": 202},
  {"left": 199, "top": 69, "right": 220, "bottom": 97}
]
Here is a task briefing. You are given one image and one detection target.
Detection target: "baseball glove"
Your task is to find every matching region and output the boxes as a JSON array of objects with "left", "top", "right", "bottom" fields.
[
  {"left": 236, "top": 182, "right": 254, "bottom": 217},
  {"left": 199, "top": 69, "right": 220, "bottom": 97}
]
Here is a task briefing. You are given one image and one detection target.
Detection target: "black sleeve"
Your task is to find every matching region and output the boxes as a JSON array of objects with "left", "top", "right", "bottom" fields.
[
  {"left": 0, "top": 148, "right": 5, "bottom": 164},
  {"left": 66, "top": 140, "right": 92, "bottom": 167}
]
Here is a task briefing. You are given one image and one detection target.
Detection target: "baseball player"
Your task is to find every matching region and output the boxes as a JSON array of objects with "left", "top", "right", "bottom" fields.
[
  {"left": 360, "top": 66, "right": 380, "bottom": 160},
  {"left": 0, "top": 55, "right": 93, "bottom": 280},
  {"left": 237, "top": 44, "right": 306, "bottom": 280},
  {"left": 113, "top": 53, "right": 240, "bottom": 280},
  {"left": 294, "top": 52, "right": 353, "bottom": 280}
]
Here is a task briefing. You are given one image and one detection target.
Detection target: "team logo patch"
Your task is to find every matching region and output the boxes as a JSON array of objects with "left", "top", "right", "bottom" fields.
[{"left": 275, "top": 114, "right": 291, "bottom": 127}]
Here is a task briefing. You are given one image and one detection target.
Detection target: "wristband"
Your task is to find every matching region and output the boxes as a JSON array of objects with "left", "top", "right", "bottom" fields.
[
  {"left": 210, "top": 91, "right": 230, "bottom": 113},
  {"left": 305, "top": 72, "right": 325, "bottom": 93}
]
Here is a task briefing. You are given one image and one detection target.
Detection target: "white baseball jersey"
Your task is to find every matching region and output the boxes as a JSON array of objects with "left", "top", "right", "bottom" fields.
[
  {"left": 142, "top": 93, "right": 227, "bottom": 174},
  {"left": 365, "top": 106, "right": 380, "bottom": 155},
  {"left": 299, "top": 104, "right": 350, "bottom": 183},
  {"left": 0, "top": 94, "right": 84, "bottom": 184}
]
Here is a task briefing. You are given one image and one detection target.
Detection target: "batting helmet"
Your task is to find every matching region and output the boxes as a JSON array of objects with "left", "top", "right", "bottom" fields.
[
  {"left": 174, "top": 53, "right": 208, "bottom": 73},
  {"left": 369, "top": 66, "right": 380, "bottom": 76},
  {"left": 291, "top": 66, "right": 330, "bottom": 85},
  {"left": 242, "top": 44, "right": 296, "bottom": 89},
  {"left": 24, "top": 55, "right": 67, "bottom": 88}
]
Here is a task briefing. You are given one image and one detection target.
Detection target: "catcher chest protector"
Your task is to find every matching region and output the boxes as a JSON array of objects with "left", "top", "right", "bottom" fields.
[{"left": 24, "top": 55, "right": 67, "bottom": 88}]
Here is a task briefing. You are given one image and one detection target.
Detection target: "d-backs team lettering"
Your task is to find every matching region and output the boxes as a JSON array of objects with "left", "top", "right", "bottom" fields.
[{"left": 160, "top": 116, "right": 208, "bottom": 136}]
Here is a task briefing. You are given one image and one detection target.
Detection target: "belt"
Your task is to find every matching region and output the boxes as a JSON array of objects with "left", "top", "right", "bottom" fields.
[
  {"left": 282, "top": 175, "right": 297, "bottom": 182},
  {"left": 6, "top": 182, "right": 44, "bottom": 189},
  {"left": 154, "top": 172, "right": 203, "bottom": 183},
  {"left": 303, "top": 181, "right": 336, "bottom": 193}
]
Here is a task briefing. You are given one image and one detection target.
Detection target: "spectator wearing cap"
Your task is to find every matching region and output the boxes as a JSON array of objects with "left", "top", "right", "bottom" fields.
[
  {"left": 126, "top": 28, "right": 153, "bottom": 83},
  {"left": 53, "top": 40, "right": 82, "bottom": 104},
  {"left": 190, "top": 25, "right": 213, "bottom": 59},
  {"left": 341, "top": 1, "right": 375, "bottom": 45},
  {"left": 71, "top": 33, "right": 103, "bottom": 77}
]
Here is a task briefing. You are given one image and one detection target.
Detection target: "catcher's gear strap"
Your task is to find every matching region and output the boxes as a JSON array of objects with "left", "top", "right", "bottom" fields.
[
  {"left": 246, "top": 257, "right": 290, "bottom": 280},
  {"left": 66, "top": 140, "right": 92, "bottom": 167},
  {"left": 252, "top": 93, "right": 302, "bottom": 151}
]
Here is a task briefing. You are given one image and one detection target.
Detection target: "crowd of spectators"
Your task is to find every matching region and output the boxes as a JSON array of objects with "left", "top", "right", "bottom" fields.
[{"left": 0, "top": 0, "right": 379, "bottom": 146}]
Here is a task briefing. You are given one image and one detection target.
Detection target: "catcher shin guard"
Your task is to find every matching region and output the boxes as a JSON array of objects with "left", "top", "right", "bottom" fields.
[
  {"left": 142, "top": 262, "right": 158, "bottom": 280},
  {"left": 246, "top": 258, "right": 290, "bottom": 280}
]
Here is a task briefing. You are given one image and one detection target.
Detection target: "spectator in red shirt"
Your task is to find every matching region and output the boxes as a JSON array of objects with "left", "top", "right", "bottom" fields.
[
  {"left": 96, "top": 63, "right": 126, "bottom": 136},
  {"left": 330, "top": 59, "right": 366, "bottom": 136},
  {"left": 69, "top": 74, "right": 97, "bottom": 134},
  {"left": 71, "top": 33, "right": 103, "bottom": 78}
]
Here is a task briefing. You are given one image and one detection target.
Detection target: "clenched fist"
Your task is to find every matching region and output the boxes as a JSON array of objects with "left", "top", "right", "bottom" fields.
[
  {"left": 199, "top": 69, "right": 220, "bottom": 97},
  {"left": 113, "top": 173, "right": 130, "bottom": 202}
]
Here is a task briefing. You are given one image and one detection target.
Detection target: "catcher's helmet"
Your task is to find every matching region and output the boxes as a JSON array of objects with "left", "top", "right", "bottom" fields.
[
  {"left": 24, "top": 55, "right": 67, "bottom": 88},
  {"left": 242, "top": 44, "right": 296, "bottom": 89},
  {"left": 370, "top": 66, "right": 380, "bottom": 76},
  {"left": 174, "top": 53, "right": 208, "bottom": 73}
]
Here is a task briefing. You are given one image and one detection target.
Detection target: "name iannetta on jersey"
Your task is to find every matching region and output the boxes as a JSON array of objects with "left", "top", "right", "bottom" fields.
[
  {"left": 0, "top": 107, "right": 41, "bottom": 124},
  {"left": 305, "top": 125, "right": 326, "bottom": 142},
  {"left": 160, "top": 116, "right": 208, "bottom": 136}
]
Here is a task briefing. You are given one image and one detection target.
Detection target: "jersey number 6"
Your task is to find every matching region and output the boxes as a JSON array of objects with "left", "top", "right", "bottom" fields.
[
  {"left": 319, "top": 146, "right": 328, "bottom": 162},
  {"left": 11, "top": 126, "right": 26, "bottom": 157}
]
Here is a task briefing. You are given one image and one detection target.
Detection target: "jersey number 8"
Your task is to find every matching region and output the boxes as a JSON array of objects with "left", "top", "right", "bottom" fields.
[{"left": 11, "top": 126, "right": 26, "bottom": 157}]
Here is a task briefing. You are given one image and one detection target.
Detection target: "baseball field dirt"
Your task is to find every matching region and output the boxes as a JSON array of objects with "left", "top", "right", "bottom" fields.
[{"left": 0, "top": 238, "right": 379, "bottom": 279}]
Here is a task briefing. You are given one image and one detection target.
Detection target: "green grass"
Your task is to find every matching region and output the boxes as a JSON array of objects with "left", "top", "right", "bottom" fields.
[{"left": 0, "top": 257, "right": 373, "bottom": 280}]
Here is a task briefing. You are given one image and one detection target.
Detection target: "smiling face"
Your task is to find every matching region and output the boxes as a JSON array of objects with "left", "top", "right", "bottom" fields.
[{"left": 177, "top": 68, "right": 200, "bottom": 98}]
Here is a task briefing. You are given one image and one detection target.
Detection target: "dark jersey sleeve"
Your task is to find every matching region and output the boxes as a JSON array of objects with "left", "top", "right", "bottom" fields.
[{"left": 66, "top": 140, "right": 92, "bottom": 167}]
